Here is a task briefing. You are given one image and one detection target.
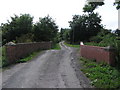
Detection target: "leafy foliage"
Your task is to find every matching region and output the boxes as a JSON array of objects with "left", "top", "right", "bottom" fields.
[
  {"left": 89, "top": 29, "right": 111, "bottom": 43},
  {"left": 81, "top": 57, "right": 120, "bottom": 88},
  {"left": 33, "top": 15, "right": 58, "bottom": 42},
  {"left": 16, "top": 33, "right": 34, "bottom": 43},
  {"left": 83, "top": 2, "right": 104, "bottom": 13},
  {"left": 114, "top": 1, "right": 120, "bottom": 10},
  {"left": 1, "top": 14, "right": 58, "bottom": 45},
  {"left": 69, "top": 13, "right": 103, "bottom": 43},
  {"left": 51, "top": 43, "right": 61, "bottom": 50},
  {"left": 2, "top": 14, "right": 33, "bottom": 44},
  {"left": 59, "top": 28, "right": 71, "bottom": 42},
  {"left": 65, "top": 1, "right": 104, "bottom": 44},
  {"left": 115, "top": 29, "right": 120, "bottom": 36}
]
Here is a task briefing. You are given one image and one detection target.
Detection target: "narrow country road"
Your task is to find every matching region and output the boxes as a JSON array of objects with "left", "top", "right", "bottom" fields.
[{"left": 2, "top": 41, "right": 91, "bottom": 88}]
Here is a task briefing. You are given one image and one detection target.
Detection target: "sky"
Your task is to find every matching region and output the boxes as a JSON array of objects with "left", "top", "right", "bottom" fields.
[{"left": 0, "top": 0, "right": 118, "bottom": 30}]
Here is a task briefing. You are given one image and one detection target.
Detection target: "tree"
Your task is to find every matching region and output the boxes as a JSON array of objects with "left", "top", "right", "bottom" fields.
[
  {"left": 59, "top": 28, "right": 71, "bottom": 42},
  {"left": 115, "top": 29, "right": 120, "bottom": 36},
  {"left": 69, "top": 13, "right": 103, "bottom": 43},
  {"left": 68, "top": 1, "right": 104, "bottom": 44},
  {"left": 63, "top": 29, "right": 71, "bottom": 42},
  {"left": 60, "top": 28, "right": 65, "bottom": 41},
  {"left": 33, "top": 15, "right": 58, "bottom": 42},
  {"left": 83, "top": 2, "right": 104, "bottom": 13},
  {"left": 114, "top": 1, "right": 120, "bottom": 10},
  {"left": 90, "top": 29, "right": 111, "bottom": 43},
  {"left": 1, "top": 14, "right": 33, "bottom": 44}
]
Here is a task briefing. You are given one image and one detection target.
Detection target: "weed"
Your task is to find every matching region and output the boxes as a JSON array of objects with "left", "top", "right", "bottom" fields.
[{"left": 80, "top": 57, "right": 120, "bottom": 88}]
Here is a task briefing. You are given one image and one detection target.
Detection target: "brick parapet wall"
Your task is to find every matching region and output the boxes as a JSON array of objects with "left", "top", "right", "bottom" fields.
[
  {"left": 80, "top": 44, "right": 115, "bottom": 65},
  {"left": 5, "top": 42, "right": 52, "bottom": 64}
]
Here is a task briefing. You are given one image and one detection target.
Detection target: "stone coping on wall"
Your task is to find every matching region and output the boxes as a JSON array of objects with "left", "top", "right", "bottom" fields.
[
  {"left": 5, "top": 41, "right": 52, "bottom": 46},
  {"left": 5, "top": 41, "right": 52, "bottom": 64}
]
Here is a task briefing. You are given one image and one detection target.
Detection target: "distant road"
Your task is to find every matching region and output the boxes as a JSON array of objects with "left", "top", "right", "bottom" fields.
[{"left": 2, "top": 41, "right": 91, "bottom": 88}]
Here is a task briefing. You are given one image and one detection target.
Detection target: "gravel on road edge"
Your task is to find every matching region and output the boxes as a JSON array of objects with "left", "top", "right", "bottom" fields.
[{"left": 70, "top": 47, "right": 93, "bottom": 88}]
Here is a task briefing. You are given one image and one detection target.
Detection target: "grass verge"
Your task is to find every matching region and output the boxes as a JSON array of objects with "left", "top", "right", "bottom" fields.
[
  {"left": 16, "top": 50, "right": 42, "bottom": 63},
  {"left": 51, "top": 43, "right": 61, "bottom": 50},
  {"left": 2, "top": 49, "right": 42, "bottom": 67},
  {"left": 64, "top": 42, "right": 80, "bottom": 48},
  {"left": 1, "top": 50, "right": 42, "bottom": 71},
  {"left": 80, "top": 57, "right": 120, "bottom": 88}
]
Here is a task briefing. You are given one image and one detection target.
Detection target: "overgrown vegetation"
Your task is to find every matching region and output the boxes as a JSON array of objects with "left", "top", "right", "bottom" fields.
[
  {"left": 1, "top": 14, "right": 33, "bottom": 45},
  {"left": 33, "top": 15, "right": 58, "bottom": 42},
  {"left": 80, "top": 57, "right": 120, "bottom": 88}
]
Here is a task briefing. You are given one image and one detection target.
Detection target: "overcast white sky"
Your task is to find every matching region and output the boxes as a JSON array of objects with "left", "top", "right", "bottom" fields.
[{"left": 0, "top": 0, "right": 118, "bottom": 30}]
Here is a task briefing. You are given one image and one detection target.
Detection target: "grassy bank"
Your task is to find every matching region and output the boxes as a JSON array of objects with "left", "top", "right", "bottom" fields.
[
  {"left": 16, "top": 50, "right": 42, "bottom": 63},
  {"left": 80, "top": 57, "right": 120, "bottom": 88},
  {"left": 64, "top": 42, "right": 80, "bottom": 48},
  {"left": 2, "top": 49, "right": 42, "bottom": 67}
]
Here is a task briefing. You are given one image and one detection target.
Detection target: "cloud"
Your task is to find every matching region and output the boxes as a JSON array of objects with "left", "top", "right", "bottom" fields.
[
  {"left": 0, "top": 0, "right": 118, "bottom": 30},
  {"left": 95, "top": 0, "right": 118, "bottom": 29}
]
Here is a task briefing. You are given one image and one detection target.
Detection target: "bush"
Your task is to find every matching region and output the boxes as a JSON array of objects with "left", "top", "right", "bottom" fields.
[
  {"left": 90, "top": 36, "right": 102, "bottom": 43},
  {"left": 16, "top": 33, "right": 34, "bottom": 43},
  {"left": 90, "top": 29, "right": 111, "bottom": 43},
  {"left": 99, "top": 34, "right": 117, "bottom": 47}
]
